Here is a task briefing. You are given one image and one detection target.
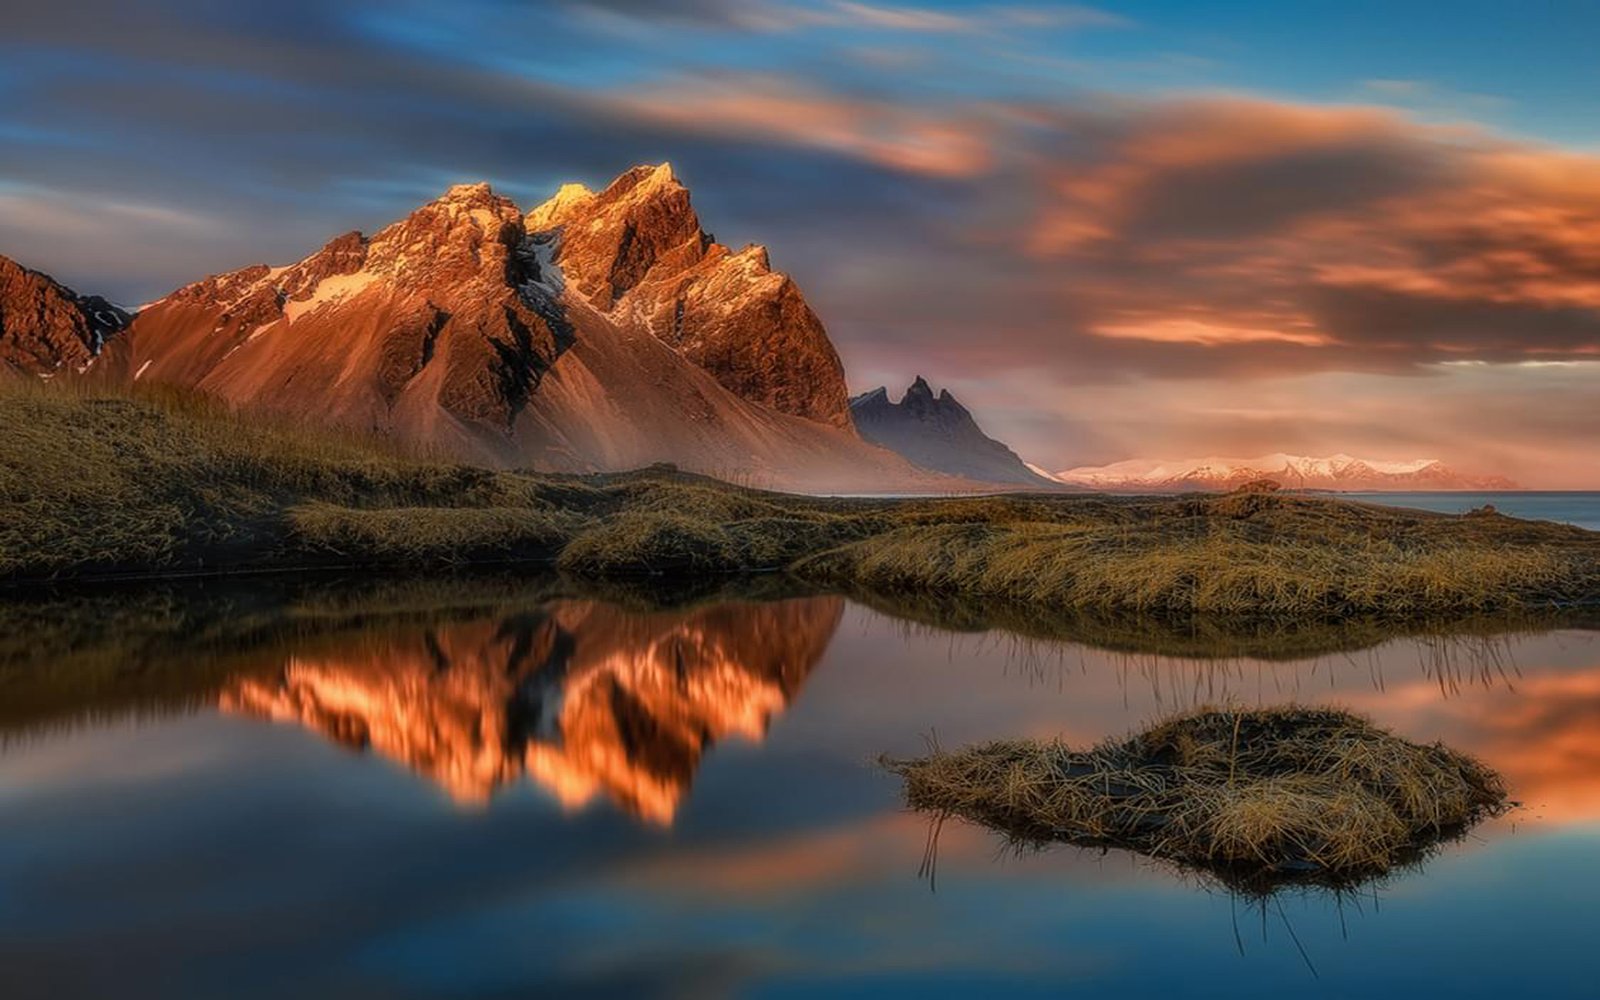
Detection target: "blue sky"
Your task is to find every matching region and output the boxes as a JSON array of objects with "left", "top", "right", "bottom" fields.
[{"left": 2, "top": 1, "right": 1597, "bottom": 482}]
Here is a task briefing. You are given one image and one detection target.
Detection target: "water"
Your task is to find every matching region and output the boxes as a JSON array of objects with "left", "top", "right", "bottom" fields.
[
  {"left": 2, "top": 580, "right": 1597, "bottom": 998},
  {"left": 1340, "top": 491, "right": 1600, "bottom": 531}
]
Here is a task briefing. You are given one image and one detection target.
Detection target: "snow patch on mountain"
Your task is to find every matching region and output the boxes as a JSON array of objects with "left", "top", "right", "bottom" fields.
[
  {"left": 1057, "top": 453, "right": 1517, "bottom": 491},
  {"left": 283, "top": 270, "right": 379, "bottom": 322}
]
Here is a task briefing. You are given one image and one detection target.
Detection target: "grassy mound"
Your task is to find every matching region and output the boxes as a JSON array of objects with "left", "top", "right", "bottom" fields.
[
  {"left": 289, "top": 503, "right": 584, "bottom": 566},
  {"left": 3, "top": 384, "right": 1598, "bottom": 620},
  {"left": 884, "top": 707, "right": 1509, "bottom": 892},
  {"left": 793, "top": 504, "right": 1596, "bottom": 617}
]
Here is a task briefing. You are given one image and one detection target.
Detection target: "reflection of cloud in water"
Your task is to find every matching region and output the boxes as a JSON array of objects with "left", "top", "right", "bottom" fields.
[
  {"left": 850, "top": 622, "right": 1600, "bottom": 829},
  {"left": 1341, "top": 668, "right": 1600, "bottom": 825},
  {"left": 221, "top": 597, "right": 843, "bottom": 823}
]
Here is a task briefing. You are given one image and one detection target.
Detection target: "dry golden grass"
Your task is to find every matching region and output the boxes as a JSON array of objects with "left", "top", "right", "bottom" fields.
[
  {"left": 289, "top": 503, "right": 583, "bottom": 565},
  {"left": 884, "top": 706, "right": 1509, "bottom": 893},
  {"left": 793, "top": 516, "right": 1594, "bottom": 617},
  {"left": 0, "top": 382, "right": 583, "bottom": 578},
  {"left": 3, "top": 384, "right": 1597, "bottom": 621}
]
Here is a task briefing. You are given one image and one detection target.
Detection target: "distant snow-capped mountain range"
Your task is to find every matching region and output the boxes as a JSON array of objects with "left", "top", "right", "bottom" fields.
[{"left": 1052, "top": 453, "right": 1518, "bottom": 492}]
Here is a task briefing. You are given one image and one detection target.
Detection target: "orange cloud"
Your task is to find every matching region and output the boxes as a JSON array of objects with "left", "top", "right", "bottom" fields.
[
  {"left": 598, "top": 74, "right": 995, "bottom": 178},
  {"left": 1092, "top": 316, "right": 1335, "bottom": 347},
  {"left": 1020, "top": 97, "right": 1600, "bottom": 360}
]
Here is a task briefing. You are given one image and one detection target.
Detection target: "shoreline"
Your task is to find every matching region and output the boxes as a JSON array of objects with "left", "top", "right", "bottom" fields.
[{"left": 4, "top": 390, "right": 1599, "bottom": 622}]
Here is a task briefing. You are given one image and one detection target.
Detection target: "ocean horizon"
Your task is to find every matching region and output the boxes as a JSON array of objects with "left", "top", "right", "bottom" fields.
[{"left": 1339, "top": 491, "right": 1600, "bottom": 532}]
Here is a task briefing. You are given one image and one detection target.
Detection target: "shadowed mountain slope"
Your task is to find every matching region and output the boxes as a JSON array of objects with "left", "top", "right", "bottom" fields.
[{"left": 851, "top": 377, "right": 1057, "bottom": 487}]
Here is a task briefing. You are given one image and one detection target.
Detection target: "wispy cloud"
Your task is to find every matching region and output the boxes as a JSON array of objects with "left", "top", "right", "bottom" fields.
[
  {"left": 821, "top": 1, "right": 1127, "bottom": 33},
  {"left": 1015, "top": 96, "right": 1600, "bottom": 367},
  {"left": 562, "top": 0, "right": 1128, "bottom": 35},
  {"left": 594, "top": 72, "right": 995, "bottom": 176},
  {"left": 1355, "top": 77, "right": 1513, "bottom": 117}
]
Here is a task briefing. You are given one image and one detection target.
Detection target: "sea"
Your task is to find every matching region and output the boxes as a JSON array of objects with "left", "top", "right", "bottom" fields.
[{"left": 1338, "top": 491, "right": 1600, "bottom": 531}]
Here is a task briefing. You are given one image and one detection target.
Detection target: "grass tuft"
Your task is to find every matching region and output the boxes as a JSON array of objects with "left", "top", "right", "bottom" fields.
[{"left": 883, "top": 706, "right": 1509, "bottom": 893}]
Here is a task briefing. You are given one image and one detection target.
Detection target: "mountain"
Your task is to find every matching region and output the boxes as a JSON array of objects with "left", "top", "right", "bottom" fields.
[
  {"left": 221, "top": 596, "right": 843, "bottom": 823},
  {"left": 1057, "top": 453, "right": 1520, "bottom": 492},
  {"left": 0, "top": 255, "right": 129, "bottom": 376},
  {"left": 14, "top": 164, "right": 950, "bottom": 491},
  {"left": 850, "top": 376, "right": 1057, "bottom": 487}
]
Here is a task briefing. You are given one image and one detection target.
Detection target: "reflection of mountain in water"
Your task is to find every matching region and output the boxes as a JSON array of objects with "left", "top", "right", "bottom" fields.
[{"left": 220, "top": 597, "right": 843, "bottom": 822}]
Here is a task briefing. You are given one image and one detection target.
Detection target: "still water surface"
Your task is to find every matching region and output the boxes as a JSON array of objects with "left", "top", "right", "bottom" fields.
[
  {"left": 1342, "top": 491, "right": 1600, "bottom": 531},
  {"left": 1, "top": 582, "right": 1597, "bottom": 998}
]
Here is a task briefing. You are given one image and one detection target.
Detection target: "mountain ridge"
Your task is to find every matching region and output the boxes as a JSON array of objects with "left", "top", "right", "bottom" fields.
[
  {"left": 0, "top": 255, "right": 130, "bottom": 376},
  {"left": 850, "top": 376, "right": 1058, "bottom": 487},
  {"left": 1058, "top": 453, "right": 1520, "bottom": 491},
  {"left": 2, "top": 165, "right": 964, "bottom": 492}
]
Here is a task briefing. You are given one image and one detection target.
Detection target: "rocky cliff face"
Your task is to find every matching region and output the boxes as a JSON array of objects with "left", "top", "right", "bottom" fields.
[
  {"left": 527, "top": 164, "right": 852, "bottom": 428},
  {"left": 36, "top": 164, "right": 924, "bottom": 490},
  {"left": 0, "top": 255, "right": 129, "bottom": 376},
  {"left": 220, "top": 596, "right": 844, "bottom": 823},
  {"left": 850, "top": 376, "right": 1057, "bottom": 487},
  {"left": 97, "top": 183, "right": 567, "bottom": 438}
]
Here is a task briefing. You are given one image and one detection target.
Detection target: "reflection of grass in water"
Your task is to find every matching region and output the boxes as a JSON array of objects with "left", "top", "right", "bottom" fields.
[
  {"left": 886, "top": 706, "right": 1509, "bottom": 899},
  {"left": 856, "top": 583, "right": 1598, "bottom": 661},
  {"left": 5, "top": 570, "right": 1592, "bottom": 743},
  {"left": 967, "top": 628, "right": 1530, "bottom": 710},
  {"left": 880, "top": 600, "right": 1563, "bottom": 735}
]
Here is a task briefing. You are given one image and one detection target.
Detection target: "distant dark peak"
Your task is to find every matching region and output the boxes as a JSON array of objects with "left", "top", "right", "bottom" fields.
[{"left": 849, "top": 373, "right": 1055, "bottom": 488}]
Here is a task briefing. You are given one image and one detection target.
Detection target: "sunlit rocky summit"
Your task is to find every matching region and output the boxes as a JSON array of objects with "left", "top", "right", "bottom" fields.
[{"left": 0, "top": 165, "right": 954, "bottom": 491}]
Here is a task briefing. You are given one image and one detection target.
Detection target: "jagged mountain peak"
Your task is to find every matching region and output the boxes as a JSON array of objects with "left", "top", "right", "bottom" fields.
[
  {"left": 874, "top": 375, "right": 969, "bottom": 420},
  {"left": 0, "top": 255, "right": 130, "bottom": 375},
  {"left": 364, "top": 184, "right": 525, "bottom": 291},
  {"left": 734, "top": 243, "right": 772, "bottom": 271},
  {"left": 435, "top": 180, "right": 501, "bottom": 205},
  {"left": 528, "top": 163, "right": 702, "bottom": 311},
  {"left": 605, "top": 161, "right": 679, "bottom": 195},
  {"left": 522, "top": 165, "right": 851, "bottom": 429},
  {"left": 526, "top": 182, "right": 598, "bottom": 231},
  {"left": 851, "top": 377, "right": 1055, "bottom": 487},
  {"left": 149, "top": 178, "right": 531, "bottom": 334}
]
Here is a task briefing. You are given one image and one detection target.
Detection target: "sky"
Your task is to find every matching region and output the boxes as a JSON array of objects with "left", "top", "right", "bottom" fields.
[{"left": 2, "top": 0, "right": 1598, "bottom": 485}]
